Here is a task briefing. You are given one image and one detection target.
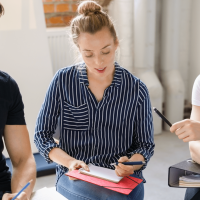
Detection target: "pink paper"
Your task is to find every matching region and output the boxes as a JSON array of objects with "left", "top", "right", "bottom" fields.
[{"left": 66, "top": 170, "right": 143, "bottom": 195}]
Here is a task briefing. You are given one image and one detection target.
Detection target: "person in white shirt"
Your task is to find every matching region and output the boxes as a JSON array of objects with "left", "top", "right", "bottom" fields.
[{"left": 170, "top": 75, "right": 200, "bottom": 200}]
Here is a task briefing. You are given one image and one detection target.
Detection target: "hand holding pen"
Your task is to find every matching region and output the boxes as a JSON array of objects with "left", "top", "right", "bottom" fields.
[
  {"left": 114, "top": 156, "right": 145, "bottom": 177},
  {"left": 170, "top": 119, "right": 200, "bottom": 142},
  {"left": 153, "top": 107, "right": 199, "bottom": 142},
  {"left": 2, "top": 192, "right": 28, "bottom": 200},
  {"left": 110, "top": 161, "right": 145, "bottom": 166},
  {"left": 2, "top": 180, "right": 32, "bottom": 200}
]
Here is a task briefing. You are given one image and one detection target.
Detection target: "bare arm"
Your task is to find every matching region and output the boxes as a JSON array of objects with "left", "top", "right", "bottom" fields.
[
  {"left": 170, "top": 105, "right": 200, "bottom": 163},
  {"left": 189, "top": 105, "right": 200, "bottom": 164},
  {"left": 49, "top": 148, "right": 89, "bottom": 180},
  {"left": 49, "top": 147, "right": 76, "bottom": 169},
  {"left": 4, "top": 125, "right": 36, "bottom": 199}
]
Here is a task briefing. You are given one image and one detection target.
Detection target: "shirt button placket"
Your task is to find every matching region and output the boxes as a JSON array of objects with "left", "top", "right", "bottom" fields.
[{"left": 92, "top": 106, "right": 99, "bottom": 156}]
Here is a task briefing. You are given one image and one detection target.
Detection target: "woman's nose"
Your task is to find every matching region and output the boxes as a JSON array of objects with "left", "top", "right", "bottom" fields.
[{"left": 95, "top": 56, "right": 103, "bottom": 67}]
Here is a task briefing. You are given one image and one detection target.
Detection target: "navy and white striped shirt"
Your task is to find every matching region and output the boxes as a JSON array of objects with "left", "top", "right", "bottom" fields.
[{"left": 34, "top": 62, "right": 154, "bottom": 184}]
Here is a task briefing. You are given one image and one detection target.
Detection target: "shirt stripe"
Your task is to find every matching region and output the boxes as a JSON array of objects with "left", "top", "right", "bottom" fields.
[{"left": 34, "top": 62, "right": 155, "bottom": 184}]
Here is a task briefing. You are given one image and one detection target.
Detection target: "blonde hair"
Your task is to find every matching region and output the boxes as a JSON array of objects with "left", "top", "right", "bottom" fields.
[{"left": 70, "top": 0, "right": 118, "bottom": 47}]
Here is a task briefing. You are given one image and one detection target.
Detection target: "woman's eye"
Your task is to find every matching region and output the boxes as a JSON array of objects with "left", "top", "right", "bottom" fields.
[
  {"left": 84, "top": 52, "right": 93, "bottom": 57},
  {"left": 101, "top": 51, "right": 110, "bottom": 55}
]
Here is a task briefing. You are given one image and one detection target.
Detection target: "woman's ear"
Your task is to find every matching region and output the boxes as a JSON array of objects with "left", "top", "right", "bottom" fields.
[{"left": 114, "top": 39, "right": 119, "bottom": 50}]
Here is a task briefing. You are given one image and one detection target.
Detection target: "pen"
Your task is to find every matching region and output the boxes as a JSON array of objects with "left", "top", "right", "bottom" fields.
[
  {"left": 110, "top": 161, "right": 146, "bottom": 166},
  {"left": 11, "top": 180, "right": 32, "bottom": 200},
  {"left": 153, "top": 107, "right": 172, "bottom": 127}
]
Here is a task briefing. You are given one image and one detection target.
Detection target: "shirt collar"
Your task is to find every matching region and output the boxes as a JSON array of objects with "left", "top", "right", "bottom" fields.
[
  {"left": 110, "top": 62, "right": 122, "bottom": 88},
  {"left": 79, "top": 62, "right": 122, "bottom": 88}
]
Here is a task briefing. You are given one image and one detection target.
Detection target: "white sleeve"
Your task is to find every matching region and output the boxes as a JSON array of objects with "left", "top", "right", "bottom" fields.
[{"left": 192, "top": 75, "right": 200, "bottom": 106}]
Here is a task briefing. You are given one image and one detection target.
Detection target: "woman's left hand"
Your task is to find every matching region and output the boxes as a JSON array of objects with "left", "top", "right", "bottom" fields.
[{"left": 114, "top": 156, "right": 134, "bottom": 177}]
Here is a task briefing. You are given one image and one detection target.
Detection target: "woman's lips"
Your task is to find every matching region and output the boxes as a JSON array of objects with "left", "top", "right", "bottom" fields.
[{"left": 95, "top": 67, "right": 106, "bottom": 73}]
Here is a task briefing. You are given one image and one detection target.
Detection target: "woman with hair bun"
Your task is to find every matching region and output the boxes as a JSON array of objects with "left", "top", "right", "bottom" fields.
[{"left": 34, "top": 1, "right": 154, "bottom": 199}]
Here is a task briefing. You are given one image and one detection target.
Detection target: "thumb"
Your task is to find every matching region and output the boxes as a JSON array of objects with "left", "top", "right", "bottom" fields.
[
  {"left": 118, "top": 156, "right": 129, "bottom": 163},
  {"left": 170, "top": 124, "right": 177, "bottom": 133},
  {"left": 80, "top": 162, "right": 90, "bottom": 172},
  {"left": 2, "top": 193, "right": 17, "bottom": 200}
]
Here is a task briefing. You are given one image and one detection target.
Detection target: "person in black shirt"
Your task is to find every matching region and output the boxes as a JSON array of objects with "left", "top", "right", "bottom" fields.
[{"left": 0, "top": 3, "right": 36, "bottom": 200}]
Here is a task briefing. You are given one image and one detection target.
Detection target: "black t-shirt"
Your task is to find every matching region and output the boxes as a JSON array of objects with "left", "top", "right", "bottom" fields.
[{"left": 0, "top": 71, "right": 26, "bottom": 191}]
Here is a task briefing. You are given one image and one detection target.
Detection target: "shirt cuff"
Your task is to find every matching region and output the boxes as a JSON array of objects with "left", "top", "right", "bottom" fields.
[{"left": 44, "top": 143, "right": 60, "bottom": 164}]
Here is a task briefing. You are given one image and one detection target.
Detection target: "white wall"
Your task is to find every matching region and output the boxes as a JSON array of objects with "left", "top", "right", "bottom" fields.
[
  {"left": 189, "top": 0, "right": 200, "bottom": 101},
  {"left": 155, "top": 0, "right": 198, "bottom": 104},
  {"left": 179, "top": 0, "right": 191, "bottom": 101},
  {"left": 47, "top": 27, "right": 75, "bottom": 74},
  {"left": 0, "top": 0, "right": 53, "bottom": 155},
  {"left": 108, "top": 0, "right": 134, "bottom": 73},
  {"left": 133, "top": 0, "right": 163, "bottom": 134},
  {"left": 108, "top": 0, "right": 199, "bottom": 131}
]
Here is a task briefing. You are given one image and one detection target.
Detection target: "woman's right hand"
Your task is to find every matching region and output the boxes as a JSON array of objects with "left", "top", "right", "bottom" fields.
[
  {"left": 68, "top": 159, "right": 89, "bottom": 180},
  {"left": 2, "top": 192, "right": 28, "bottom": 200}
]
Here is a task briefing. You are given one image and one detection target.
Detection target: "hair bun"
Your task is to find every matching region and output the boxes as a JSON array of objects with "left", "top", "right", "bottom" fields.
[
  {"left": 78, "top": 1, "right": 102, "bottom": 16},
  {"left": 0, "top": 3, "right": 5, "bottom": 17}
]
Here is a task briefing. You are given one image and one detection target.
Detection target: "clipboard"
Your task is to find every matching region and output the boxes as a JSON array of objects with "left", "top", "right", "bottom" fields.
[
  {"left": 168, "top": 158, "right": 200, "bottom": 188},
  {"left": 66, "top": 169, "right": 143, "bottom": 195}
]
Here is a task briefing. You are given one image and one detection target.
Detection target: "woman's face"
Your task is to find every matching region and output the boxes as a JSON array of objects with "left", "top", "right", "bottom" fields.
[{"left": 78, "top": 27, "right": 118, "bottom": 78}]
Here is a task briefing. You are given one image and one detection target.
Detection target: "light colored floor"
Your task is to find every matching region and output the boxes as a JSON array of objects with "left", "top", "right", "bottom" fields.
[
  {"left": 33, "top": 131, "right": 191, "bottom": 200},
  {"left": 143, "top": 131, "right": 190, "bottom": 200},
  {"left": 33, "top": 174, "right": 56, "bottom": 192}
]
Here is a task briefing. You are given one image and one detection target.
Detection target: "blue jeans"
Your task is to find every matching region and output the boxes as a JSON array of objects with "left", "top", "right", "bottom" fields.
[
  {"left": 56, "top": 173, "right": 144, "bottom": 200},
  {"left": 185, "top": 188, "right": 200, "bottom": 200}
]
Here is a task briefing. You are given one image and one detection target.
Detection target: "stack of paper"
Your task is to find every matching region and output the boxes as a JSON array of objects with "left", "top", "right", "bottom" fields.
[
  {"left": 179, "top": 174, "right": 200, "bottom": 187},
  {"left": 31, "top": 187, "right": 67, "bottom": 200}
]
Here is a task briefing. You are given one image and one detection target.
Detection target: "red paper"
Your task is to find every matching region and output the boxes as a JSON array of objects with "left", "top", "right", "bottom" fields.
[{"left": 66, "top": 170, "right": 143, "bottom": 195}]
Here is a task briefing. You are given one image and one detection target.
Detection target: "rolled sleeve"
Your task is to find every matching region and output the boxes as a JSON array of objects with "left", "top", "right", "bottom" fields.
[
  {"left": 127, "top": 85, "right": 155, "bottom": 171},
  {"left": 34, "top": 71, "right": 60, "bottom": 163}
]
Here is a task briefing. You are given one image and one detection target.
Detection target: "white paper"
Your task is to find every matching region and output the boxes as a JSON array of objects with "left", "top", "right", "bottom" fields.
[
  {"left": 31, "top": 187, "right": 67, "bottom": 200},
  {"left": 180, "top": 174, "right": 200, "bottom": 183},
  {"left": 79, "top": 164, "right": 123, "bottom": 183}
]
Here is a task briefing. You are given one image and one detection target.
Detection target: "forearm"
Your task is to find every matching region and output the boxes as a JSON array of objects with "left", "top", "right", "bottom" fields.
[
  {"left": 49, "top": 147, "right": 76, "bottom": 168},
  {"left": 12, "top": 155, "right": 36, "bottom": 199},
  {"left": 129, "top": 153, "right": 145, "bottom": 171},
  {"left": 189, "top": 141, "right": 200, "bottom": 164}
]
